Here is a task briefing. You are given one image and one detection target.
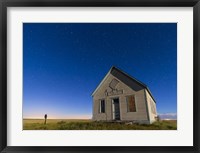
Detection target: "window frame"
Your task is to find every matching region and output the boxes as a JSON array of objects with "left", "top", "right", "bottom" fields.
[
  {"left": 99, "top": 99, "right": 105, "bottom": 113},
  {"left": 126, "top": 95, "right": 137, "bottom": 112}
]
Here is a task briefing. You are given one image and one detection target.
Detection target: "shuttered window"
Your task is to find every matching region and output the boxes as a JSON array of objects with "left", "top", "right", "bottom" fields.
[
  {"left": 99, "top": 99, "right": 105, "bottom": 113},
  {"left": 127, "top": 95, "right": 136, "bottom": 112}
]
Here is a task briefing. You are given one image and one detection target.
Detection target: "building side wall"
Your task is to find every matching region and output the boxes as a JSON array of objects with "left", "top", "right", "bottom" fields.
[
  {"left": 145, "top": 89, "right": 157, "bottom": 123},
  {"left": 93, "top": 74, "right": 149, "bottom": 123}
]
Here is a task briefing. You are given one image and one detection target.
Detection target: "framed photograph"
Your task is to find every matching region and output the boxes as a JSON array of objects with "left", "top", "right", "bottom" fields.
[{"left": 0, "top": 0, "right": 199, "bottom": 152}]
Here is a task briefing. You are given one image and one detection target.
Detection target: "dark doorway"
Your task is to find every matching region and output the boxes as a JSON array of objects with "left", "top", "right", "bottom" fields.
[{"left": 113, "top": 98, "right": 120, "bottom": 120}]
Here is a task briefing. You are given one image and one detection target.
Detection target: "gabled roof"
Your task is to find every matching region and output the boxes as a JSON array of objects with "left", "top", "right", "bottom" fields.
[{"left": 91, "top": 66, "right": 156, "bottom": 103}]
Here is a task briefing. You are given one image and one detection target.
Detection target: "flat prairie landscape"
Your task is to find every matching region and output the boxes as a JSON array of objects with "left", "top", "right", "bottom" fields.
[{"left": 23, "top": 119, "right": 177, "bottom": 130}]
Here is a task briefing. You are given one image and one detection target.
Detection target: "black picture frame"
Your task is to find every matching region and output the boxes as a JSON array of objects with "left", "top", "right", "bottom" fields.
[{"left": 0, "top": 0, "right": 199, "bottom": 153}]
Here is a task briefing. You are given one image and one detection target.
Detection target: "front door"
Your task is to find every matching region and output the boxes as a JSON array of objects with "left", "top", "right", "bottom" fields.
[{"left": 113, "top": 98, "right": 120, "bottom": 120}]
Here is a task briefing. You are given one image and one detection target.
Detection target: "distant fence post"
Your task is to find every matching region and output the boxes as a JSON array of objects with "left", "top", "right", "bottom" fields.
[{"left": 44, "top": 114, "right": 47, "bottom": 124}]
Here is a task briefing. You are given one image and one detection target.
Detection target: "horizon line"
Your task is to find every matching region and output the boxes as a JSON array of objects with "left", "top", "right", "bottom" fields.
[{"left": 23, "top": 118, "right": 92, "bottom": 120}]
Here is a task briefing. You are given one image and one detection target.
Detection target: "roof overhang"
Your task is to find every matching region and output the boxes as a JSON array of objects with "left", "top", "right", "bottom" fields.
[{"left": 91, "top": 66, "right": 156, "bottom": 103}]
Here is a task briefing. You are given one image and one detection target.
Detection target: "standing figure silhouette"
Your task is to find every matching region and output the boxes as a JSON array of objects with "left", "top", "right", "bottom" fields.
[{"left": 44, "top": 114, "right": 47, "bottom": 124}]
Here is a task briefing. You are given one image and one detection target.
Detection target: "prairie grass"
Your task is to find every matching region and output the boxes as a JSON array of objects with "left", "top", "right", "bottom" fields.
[{"left": 23, "top": 119, "right": 177, "bottom": 130}]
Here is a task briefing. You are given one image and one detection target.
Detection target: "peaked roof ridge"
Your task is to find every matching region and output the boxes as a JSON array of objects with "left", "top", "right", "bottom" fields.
[
  {"left": 111, "top": 66, "right": 148, "bottom": 88},
  {"left": 92, "top": 66, "right": 156, "bottom": 103},
  {"left": 111, "top": 66, "right": 156, "bottom": 103}
]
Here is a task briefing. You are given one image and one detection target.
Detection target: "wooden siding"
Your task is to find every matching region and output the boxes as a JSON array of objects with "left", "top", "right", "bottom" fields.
[
  {"left": 92, "top": 73, "right": 149, "bottom": 122},
  {"left": 145, "top": 89, "right": 157, "bottom": 123}
]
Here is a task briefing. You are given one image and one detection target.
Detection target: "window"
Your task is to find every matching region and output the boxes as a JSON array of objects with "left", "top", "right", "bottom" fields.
[
  {"left": 99, "top": 99, "right": 105, "bottom": 113},
  {"left": 109, "top": 79, "right": 119, "bottom": 89},
  {"left": 127, "top": 95, "right": 136, "bottom": 112}
]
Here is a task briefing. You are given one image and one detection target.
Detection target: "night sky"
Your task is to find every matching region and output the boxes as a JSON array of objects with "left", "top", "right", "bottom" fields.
[{"left": 23, "top": 23, "right": 177, "bottom": 119}]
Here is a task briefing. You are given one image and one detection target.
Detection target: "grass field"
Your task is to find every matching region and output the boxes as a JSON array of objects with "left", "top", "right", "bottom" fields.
[{"left": 23, "top": 119, "right": 177, "bottom": 130}]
